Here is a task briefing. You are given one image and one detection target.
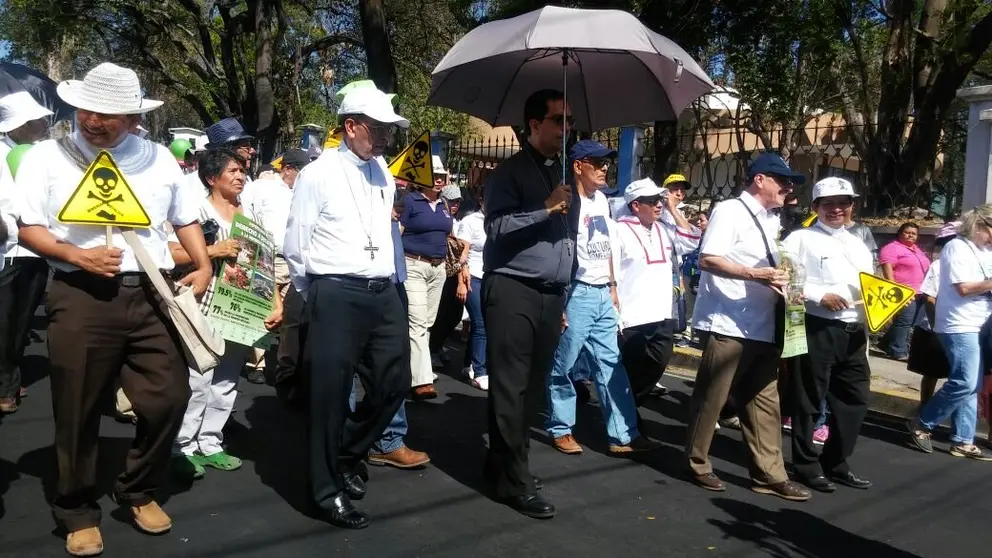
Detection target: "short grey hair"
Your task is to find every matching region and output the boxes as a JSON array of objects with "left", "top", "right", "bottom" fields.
[{"left": 956, "top": 204, "right": 992, "bottom": 240}]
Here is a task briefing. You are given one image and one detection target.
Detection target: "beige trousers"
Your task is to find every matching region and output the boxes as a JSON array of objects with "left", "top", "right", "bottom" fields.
[{"left": 684, "top": 331, "right": 788, "bottom": 486}]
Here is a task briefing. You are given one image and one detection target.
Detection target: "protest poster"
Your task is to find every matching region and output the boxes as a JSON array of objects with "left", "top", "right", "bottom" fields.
[{"left": 208, "top": 214, "right": 276, "bottom": 348}]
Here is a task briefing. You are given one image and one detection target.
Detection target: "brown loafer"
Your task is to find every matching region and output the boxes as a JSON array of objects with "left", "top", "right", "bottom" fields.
[
  {"left": 410, "top": 385, "right": 438, "bottom": 401},
  {"left": 131, "top": 500, "right": 172, "bottom": 534},
  {"left": 751, "top": 480, "right": 812, "bottom": 502},
  {"left": 609, "top": 436, "right": 662, "bottom": 455},
  {"left": 553, "top": 434, "right": 583, "bottom": 455},
  {"left": 368, "top": 445, "right": 431, "bottom": 469},
  {"left": 66, "top": 526, "right": 104, "bottom": 557},
  {"left": 691, "top": 472, "right": 726, "bottom": 492}
]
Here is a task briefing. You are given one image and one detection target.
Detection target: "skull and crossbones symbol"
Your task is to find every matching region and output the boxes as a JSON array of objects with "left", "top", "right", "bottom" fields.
[
  {"left": 86, "top": 167, "right": 125, "bottom": 221},
  {"left": 867, "top": 285, "right": 905, "bottom": 310},
  {"left": 403, "top": 140, "right": 429, "bottom": 181}
]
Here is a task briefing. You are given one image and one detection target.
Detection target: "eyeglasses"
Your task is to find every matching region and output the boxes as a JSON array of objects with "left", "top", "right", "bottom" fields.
[
  {"left": 353, "top": 118, "right": 394, "bottom": 137},
  {"left": 636, "top": 195, "right": 663, "bottom": 206},
  {"left": 765, "top": 174, "right": 795, "bottom": 189},
  {"left": 581, "top": 157, "right": 611, "bottom": 170},
  {"left": 544, "top": 114, "right": 575, "bottom": 127}
]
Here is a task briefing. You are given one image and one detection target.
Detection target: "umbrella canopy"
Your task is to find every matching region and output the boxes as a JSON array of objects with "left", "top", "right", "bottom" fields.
[
  {"left": 0, "top": 63, "right": 74, "bottom": 125},
  {"left": 428, "top": 6, "right": 715, "bottom": 131}
]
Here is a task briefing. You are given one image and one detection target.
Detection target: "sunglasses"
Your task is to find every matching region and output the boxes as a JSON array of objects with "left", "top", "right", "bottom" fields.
[
  {"left": 544, "top": 114, "right": 575, "bottom": 127},
  {"left": 582, "top": 157, "right": 611, "bottom": 169},
  {"left": 636, "top": 195, "right": 663, "bottom": 206}
]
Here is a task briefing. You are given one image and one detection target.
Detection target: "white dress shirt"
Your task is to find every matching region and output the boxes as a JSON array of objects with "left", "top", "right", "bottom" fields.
[
  {"left": 615, "top": 215, "right": 700, "bottom": 329},
  {"left": 247, "top": 177, "right": 293, "bottom": 254},
  {"left": 692, "top": 191, "right": 782, "bottom": 344},
  {"left": 283, "top": 143, "right": 396, "bottom": 295},
  {"left": 16, "top": 133, "right": 199, "bottom": 273},
  {"left": 457, "top": 211, "right": 486, "bottom": 280},
  {"left": 781, "top": 221, "right": 874, "bottom": 323}
]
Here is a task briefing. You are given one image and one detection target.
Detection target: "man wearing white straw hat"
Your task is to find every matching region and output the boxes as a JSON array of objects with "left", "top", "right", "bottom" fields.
[
  {"left": 0, "top": 89, "right": 54, "bottom": 413},
  {"left": 14, "top": 62, "right": 212, "bottom": 556}
]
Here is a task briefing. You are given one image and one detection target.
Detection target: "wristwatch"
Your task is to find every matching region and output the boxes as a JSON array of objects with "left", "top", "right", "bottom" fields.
[{"left": 607, "top": 281, "right": 617, "bottom": 288}]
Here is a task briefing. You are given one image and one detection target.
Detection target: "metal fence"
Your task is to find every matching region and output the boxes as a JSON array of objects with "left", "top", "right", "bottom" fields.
[{"left": 439, "top": 113, "right": 967, "bottom": 221}]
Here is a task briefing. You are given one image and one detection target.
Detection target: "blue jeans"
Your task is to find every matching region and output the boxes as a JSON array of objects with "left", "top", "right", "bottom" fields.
[
  {"left": 546, "top": 282, "right": 639, "bottom": 445},
  {"left": 919, "top": 332, "right": 983, "bottom": 444},
  {"left": 350, "top": 377, "right": 407, "bottom": 453},
  {"left": 881, "top": 299, "right": 921, "bottom": 359},
  {"left": 464, "top": 276, "right": 487, "bottom": 376}
]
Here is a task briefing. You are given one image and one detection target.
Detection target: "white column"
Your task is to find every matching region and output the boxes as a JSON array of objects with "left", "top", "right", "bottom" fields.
[{"left": 958, "top": 86, "right": 992, "bottom": 211}]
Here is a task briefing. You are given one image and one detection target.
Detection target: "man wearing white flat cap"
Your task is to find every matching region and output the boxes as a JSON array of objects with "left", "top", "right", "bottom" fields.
[
  {"left": 0, "top": 89, "right": 53, "bottom": 413},
  {"left": 780, "top": 177, "right": 874, "bottom": 494},
  {"left": 14, "top": 62, "right": 212, "bottom": 556},
  {"left": 284, "top": 85, "right": 411, "bottom": 530}
]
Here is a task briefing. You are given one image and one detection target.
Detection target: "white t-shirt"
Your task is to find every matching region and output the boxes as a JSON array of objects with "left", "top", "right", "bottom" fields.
[
  {"left": 457, "top": 211, "right": 486, "bottom": 280},
  {"left": 692, "top": 191, "right": 782, "bottom": 343},
  {"left": 0, "top": 136, "right": 38, "bottom": 259},
  {"left": 934, "top": 238, "right": 992, "bottom": 334},
  {"left": 246, "top": 177, "right": 293, "bottom": 254},
  {"left": 574, "top": 190, "right": 613, "bottom": 285},
  {"left": 16, "top": 133, "right": 199, "bottom": 273}
]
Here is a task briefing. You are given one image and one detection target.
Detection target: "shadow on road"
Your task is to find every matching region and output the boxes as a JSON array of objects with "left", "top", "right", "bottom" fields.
[{"left": 708, "top": 497, "right": 924, "bottom": 558}]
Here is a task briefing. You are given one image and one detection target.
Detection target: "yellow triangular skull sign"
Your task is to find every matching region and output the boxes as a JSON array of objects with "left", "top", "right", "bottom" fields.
[
  {"left": 57, "top": 151, "right": 151, "bottom": 228},
  {"left": 859, "top": 272, "right": 916, "bottom": 333},
  {"left": 388, "top": 131, "right": 433, "bottom": 188}
]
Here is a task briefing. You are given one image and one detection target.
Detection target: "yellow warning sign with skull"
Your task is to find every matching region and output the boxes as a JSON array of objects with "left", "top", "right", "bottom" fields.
[
  {"left": 859, "top": 272, "right": 916, "bottom": 333},
  {"left": 388, "top": 131, "right": 433, "bottom": 189},
  {"left": 57, "top": 151, "right": 151, "bottom": 228}
]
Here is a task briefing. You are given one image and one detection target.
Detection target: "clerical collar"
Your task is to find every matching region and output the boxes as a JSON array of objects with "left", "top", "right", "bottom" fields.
[
  {"left": 523, "top": 139, "right": 559, "bottom": 166},
  {"left": 814, "top": 220, "right": 847, "bottom": 236},
  {"left": 339, "top": 142, "right": 372, "bottom": 168}
]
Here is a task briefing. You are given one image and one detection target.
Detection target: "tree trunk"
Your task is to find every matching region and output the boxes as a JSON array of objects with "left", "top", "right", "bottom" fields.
[
  {"left": 252, "top": 0, "right": 282, "bottom": 162},
  {"left": 358, "top": 0, "right": 398, "bottom": 96}
]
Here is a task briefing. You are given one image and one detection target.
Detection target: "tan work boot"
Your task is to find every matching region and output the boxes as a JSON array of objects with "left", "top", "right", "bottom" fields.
[
  {"left": 65, "top": 526, "right": 104, "bottom": 557},
  {"left": 553, "top": 434, "right": 583, "bottom": 455},
  {"left": 368, "top": 445, "right": 431, "bottom": 469},
  {"left": 131, "top": 500, "right": 172, "bottom": 534}
]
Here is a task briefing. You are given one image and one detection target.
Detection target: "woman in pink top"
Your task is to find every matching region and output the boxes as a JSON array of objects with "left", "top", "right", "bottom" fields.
[{"left": 878, "top": 222, "right": 931, "bottom": 360}]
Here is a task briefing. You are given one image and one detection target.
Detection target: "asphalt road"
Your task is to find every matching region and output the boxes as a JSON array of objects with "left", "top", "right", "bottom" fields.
[{"left": 0, "top": 334, "right": 988, "bottom": 558}]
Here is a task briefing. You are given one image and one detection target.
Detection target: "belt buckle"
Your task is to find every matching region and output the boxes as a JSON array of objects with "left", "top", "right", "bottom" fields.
[
  {"left": 120, "top": 274, "right": 142, "bottom": 287},
  {"left": 845, "top": 322, "right": 861, "bottom": 333}
]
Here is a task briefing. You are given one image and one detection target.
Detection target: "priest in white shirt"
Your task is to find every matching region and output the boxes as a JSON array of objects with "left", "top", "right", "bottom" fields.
[
  {"left": 780, "top": 177, "right": 874, "bottom": 494},
  {"left": 283, "top": 85, "right": 410, "bottom": 530},
  {"left": 614, "top": 178, "right": 700, "bottom": 427},
  {"left": 545, "top": 141, "right": 659, "bottom": 457},
  {"left": 0, "top": 90, "right": 53, "bottom": 413}
]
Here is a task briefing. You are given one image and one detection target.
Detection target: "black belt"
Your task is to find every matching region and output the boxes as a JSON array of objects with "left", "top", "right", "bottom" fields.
[
  {"left": 54, "top": 270, "right": 161, "bottom": 288},
  {"left": 312, "top": 274, "right": 393, "bottom": 293},
  {"left": 808, "top": 314, "right": 865, "bottom": 333},
  {"left": 573, "top": 279, "right": 610, "bottom": 288},
  {"left": 490, "top": 273, "right": 567, "bottom": 295}
]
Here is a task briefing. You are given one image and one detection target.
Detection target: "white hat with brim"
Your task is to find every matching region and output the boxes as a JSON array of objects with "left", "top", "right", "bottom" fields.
[
  {"left": 623, "top": 178, "right": 665, "bottom": 205},
  {"left": 811, "top": 176, "right": 858, "bottom": 201},
  {"left": 431, "top": 154, "right": 448, "bottom": 175},
  {"left": 0, "top": 91, "right": 53, "bottom": 133},
  {"left": 339, "top": 87, "right": 409, "bottom": 128},
  {"left": 57, "top": 63, "right": 163, "bottom": 115}
]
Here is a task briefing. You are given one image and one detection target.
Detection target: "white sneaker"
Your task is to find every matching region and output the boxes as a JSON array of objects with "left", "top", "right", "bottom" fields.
[
  {"left": 472, "top": 376, "right": 489, "bottom": 391},
  {"left": 462, "top": 365, "right": 475, "bottom": 380}
]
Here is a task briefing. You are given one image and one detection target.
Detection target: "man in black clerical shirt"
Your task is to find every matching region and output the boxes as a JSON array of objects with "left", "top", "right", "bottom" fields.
[{"left": 482, "top": 89, "right": 578, "bottom": 519}]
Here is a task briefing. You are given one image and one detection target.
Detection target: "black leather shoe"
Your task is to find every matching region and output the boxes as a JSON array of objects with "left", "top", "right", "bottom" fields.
[
  {"left": 799, "top": 474, "right": 837, "bottom": 493},
  {"left": 829, "top": 471, "right": 872, "bottom": 490},
  {"left": 533, "top": 476, "right": 543, "bottom": 491},
  {"left": 502, "top": 493, "right": 555, "bottom": 519},
  {"left": 343, "top": 472, "right": 366, "bottom": 500},
  {"left": 322, "top": 493, "right": 370, "bottom": 529}
]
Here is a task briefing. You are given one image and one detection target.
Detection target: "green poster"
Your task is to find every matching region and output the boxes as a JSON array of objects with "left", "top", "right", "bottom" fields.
[
  {"left": 207, "top": 214, "right": 276, "bottom": 348},
  {"left": 781, "top": 304, "right": 808, "bottom": 358}
]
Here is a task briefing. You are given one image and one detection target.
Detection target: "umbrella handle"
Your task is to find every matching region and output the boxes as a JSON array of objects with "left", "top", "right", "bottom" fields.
[{"left": 561, "top": 50, "right": 568, "bottom": 186}]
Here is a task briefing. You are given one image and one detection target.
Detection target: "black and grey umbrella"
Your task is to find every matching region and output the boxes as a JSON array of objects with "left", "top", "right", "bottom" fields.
[{"left": 0, "top": 62, "right": 74, "bottom": 125}]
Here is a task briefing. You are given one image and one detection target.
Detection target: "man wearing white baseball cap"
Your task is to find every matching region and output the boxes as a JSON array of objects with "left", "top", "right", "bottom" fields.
[
  {"left": 15, "top": 62, "right": 212, "bottom": 555},
  {"left": 0, "top": 89, "right": 54, "bottom": 413},
  {"left": 780, "top": 177, "right": 874, "bottom": 494},
  {"left": 614, "top": 178, "right": 700, "bottom": 428},
  {"left": 283, "top": 84, "right": 410, "bottom": 529}
]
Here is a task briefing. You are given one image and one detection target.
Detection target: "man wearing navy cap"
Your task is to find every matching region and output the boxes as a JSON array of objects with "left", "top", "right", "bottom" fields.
[
  {"left": 684, "top": 152, "right": 812, "bottom": 502},
  {"left": 544, "top": 140, "right": 660, "bottom": 458}
]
